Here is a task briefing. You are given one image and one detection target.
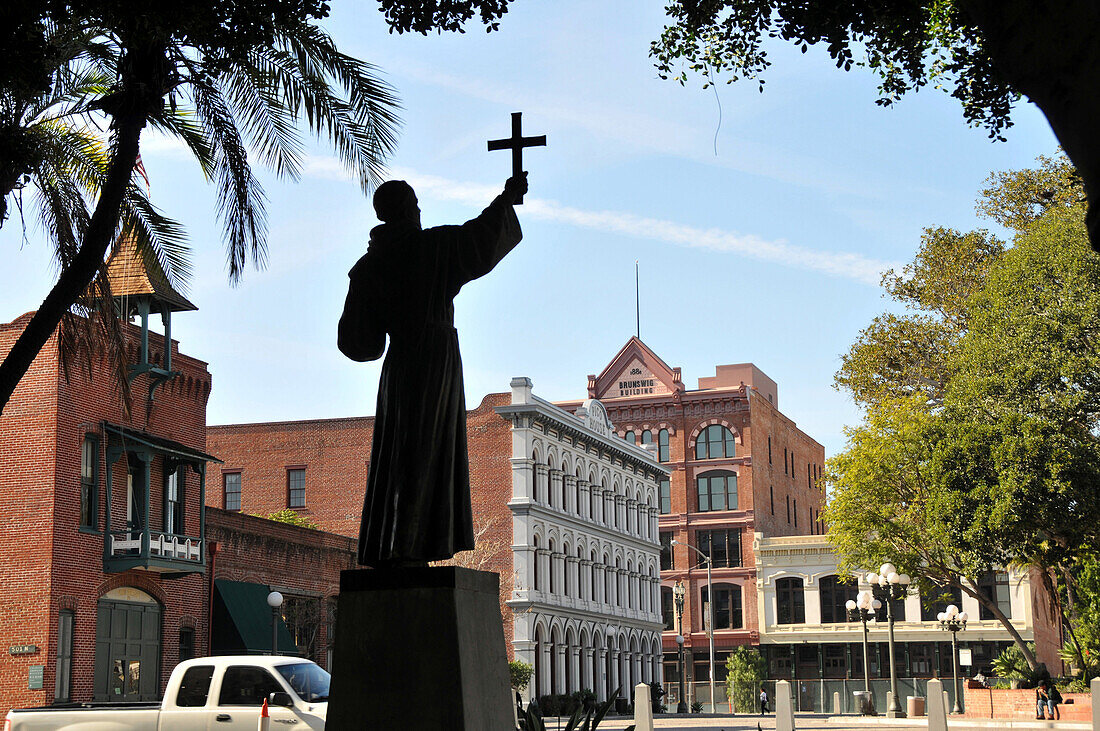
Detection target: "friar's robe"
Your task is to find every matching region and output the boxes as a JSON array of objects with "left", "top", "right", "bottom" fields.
[{"left": 338, "top": 195, "right": 522, "bottom": 566}]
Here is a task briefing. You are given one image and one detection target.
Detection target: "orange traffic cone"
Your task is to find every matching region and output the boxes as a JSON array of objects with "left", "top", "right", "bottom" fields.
[{"left": 257, "top": 699, "right": 270, "bottom": 731}]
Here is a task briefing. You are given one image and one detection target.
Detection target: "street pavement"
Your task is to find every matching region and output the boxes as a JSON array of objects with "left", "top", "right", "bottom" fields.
[{"left": 568, "top": 713, "right": 1092, "bottom": 730}]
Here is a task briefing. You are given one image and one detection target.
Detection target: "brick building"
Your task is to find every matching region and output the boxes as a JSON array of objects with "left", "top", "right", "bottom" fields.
[
  {"left": 208, "top": 378, "right": 671, "bottom": 705},
  {"left": 0, "top": 243, "right": 354, "bottom": 716},
  {"left": 558, "top": 337, "right": 826, "bottom": 702},
  {"left": 206, "top": 393, "right": 520, "bottom": 656},
  {"left": 0, "top": 241, "right": 215, "bottom": 712}
]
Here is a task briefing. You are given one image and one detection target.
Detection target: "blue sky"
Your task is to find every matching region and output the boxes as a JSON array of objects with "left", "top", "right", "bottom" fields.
[{"left": 0, "top": 1, "right": 1060, "bottom": 458}]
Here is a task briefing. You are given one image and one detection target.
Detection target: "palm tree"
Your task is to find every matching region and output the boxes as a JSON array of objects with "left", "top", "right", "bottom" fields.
[
  {"left": 2, "top": 16, "right": 194, "bottom": 408},
  {"left": 0, "top": 3, "right": 401, "bottom": 415}
]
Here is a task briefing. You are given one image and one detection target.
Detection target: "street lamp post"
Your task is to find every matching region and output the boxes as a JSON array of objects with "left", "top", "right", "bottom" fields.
[
  {"left": 938, "top": 604, "right": 968, "bottom": 714},
  {"left": 267, "top": 591, "right": 284, "bottom": 655},
  {"left": 672, "top": 540, "right": 714, "bottom": 713},
  {"left": 673, "top": 580, "right": 687, "bottom": 714},
  {"left": 845, "top": 590, "right": 879, "bottom": 693},
  {"left": 866, "top": 564, "right": 910, "bottom": 718}
]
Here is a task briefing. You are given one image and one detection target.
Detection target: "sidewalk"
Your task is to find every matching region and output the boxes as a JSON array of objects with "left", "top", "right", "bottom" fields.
[{"left": 588, "top": 712, "right": 1092, "bottom": 730}]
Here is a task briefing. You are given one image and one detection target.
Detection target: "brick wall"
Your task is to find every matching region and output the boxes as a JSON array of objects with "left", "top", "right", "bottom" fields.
[
  {"left": 0, "top": 312, "right": 213, "bottom": 715},
  {"left": 206, "top": 508, "right": 357, "bottom": 669},
  {"left": 0, "top": 314, "right": 60, "bottom": 712},
  {"left": 205, "top": 392, "right": 520, "bottom": 658},
  {"left": 207, "top": 417, "right": 373, "bottom": 538},
  {"left": 963, "top": 685, "right": 1092, "bottom": 722}
]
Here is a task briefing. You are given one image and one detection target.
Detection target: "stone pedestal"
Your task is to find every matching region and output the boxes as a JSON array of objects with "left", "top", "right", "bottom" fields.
[{"left": 326, "top": 567, "right": 513, "bottom": 731}]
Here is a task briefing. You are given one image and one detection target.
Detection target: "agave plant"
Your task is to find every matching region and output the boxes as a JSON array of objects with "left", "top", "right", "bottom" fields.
[{"left": 519, "top": 688, "right": 635, "bottom": 731}]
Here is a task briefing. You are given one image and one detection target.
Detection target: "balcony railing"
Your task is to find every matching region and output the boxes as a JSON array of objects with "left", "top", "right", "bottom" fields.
[{"left": 105, "top": 529, "right": 204, "bottom": 573}]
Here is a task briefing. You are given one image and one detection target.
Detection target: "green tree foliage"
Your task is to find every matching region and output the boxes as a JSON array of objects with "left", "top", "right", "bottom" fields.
[
  {"left": 509, "top": 660, "right": 533, "bottom": 691},
  {"left": 992, "top": 642, "right": 1041, "bottom": 685},
  {"left": 827, "top": 153, "right": 1100, "bottom": 672},
  {"left": 0, "top": 1, "right": 400, "bottom": 416},
  {"left": 647, "top": 1, "right": 1100, "bottom": 250},
  {"left": 258, "top": 509, "right": 320, "bottom": 530},
  {"left": 724, "top": 646, "right": 766, "bottom": 713},
  {"left": 1059, "top": 555, "right": 1100, "bottom": 684}
]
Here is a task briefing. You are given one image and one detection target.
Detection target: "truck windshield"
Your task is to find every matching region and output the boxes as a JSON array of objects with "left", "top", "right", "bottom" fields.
[{"left": 275, "top": 663, "right": 330, "bottom": 702}]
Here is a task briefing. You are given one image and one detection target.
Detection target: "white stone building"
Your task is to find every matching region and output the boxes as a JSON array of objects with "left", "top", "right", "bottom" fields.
[
  {"left": 498, "top": 378, "right": 669, "bottom": 702},
  {"left": 753, "top": 532, "right": 1059, "bottom": 709}
]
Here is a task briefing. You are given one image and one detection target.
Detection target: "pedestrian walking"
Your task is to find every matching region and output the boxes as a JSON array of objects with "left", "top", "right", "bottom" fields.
[{"left": 760, "top": 688, "right": 769, "bottom": 715}]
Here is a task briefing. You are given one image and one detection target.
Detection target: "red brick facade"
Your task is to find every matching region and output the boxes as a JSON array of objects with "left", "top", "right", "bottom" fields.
[
  {"left": 206, "top": 392, "right": 519, "bottom": 656},
  {"left": 0, "top": 313, "right": 211, "bottom": 714},
  {"left": 561, "top": 338, "right": 826, "bottom": 681},
  {"left": 0, "top": 310, "right": 359, "bottom": 717}
]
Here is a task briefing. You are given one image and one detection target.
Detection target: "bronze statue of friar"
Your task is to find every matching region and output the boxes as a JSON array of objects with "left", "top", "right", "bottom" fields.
[{"left": 338, "top": 173, "right": 528, "bottom": 568}]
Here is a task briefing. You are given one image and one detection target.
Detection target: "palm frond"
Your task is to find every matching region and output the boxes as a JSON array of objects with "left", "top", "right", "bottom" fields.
[
  {"left": 218, "top": 62, "right": 305, "bottom": 180},
  {"left": 190, "top": 75, "right": 268, "bottom": 283},
  {"left": 146, "top": 104, "right": 217, "bottom": 180},
  {"left": 34, "top": 121, "right": 111, "bottom": 194},
  {"left": 119, "top": 186, "right": 193, "bottom": 292},
  {"left": 244, "top": 24, "right": 401, "bottom": 194}
]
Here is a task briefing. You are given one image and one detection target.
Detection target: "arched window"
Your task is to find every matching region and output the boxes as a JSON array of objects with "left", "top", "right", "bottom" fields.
[
  {"left": 819, "top": 575, "right": 858, "bottom": 623},
  {"left": 641, "top": 430, "right": 653, "bottom": 446},
  {"left": 591, "top": 550, "right": 598, "bottom": 600},
  {"left": 701, "top": 583, "right": 743, "bottom": 630},
  {"left": 695, "top": 424, "right": 735, "bottom": 460},
  {"left": 658, "top": 429, "right": 670, "bottom": 463},
  {"left": 624, "top": 431, "right": 636, "bottom": 444},
  {"left": 548, "top": 540, "right": 556, "bottom": 594},
  {"left": 696, "top": 470, "right": 737, "bottom": 512},
  {"left": 604, "top": 554, "right": 613, "bottom": 604},
  {"left": 776, "top": 577, "right": 806, "bottom": 624},
  {"left": 533, "top": 536, "right": 541, "bottom": 592}
]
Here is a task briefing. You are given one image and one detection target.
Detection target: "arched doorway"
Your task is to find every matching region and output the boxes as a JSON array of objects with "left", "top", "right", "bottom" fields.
[{"left": 94, "top": 587, "right": 162, "bottom": 701}]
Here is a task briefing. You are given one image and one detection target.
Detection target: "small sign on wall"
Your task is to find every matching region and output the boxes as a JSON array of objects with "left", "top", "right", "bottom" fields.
[
  {"left": 28, "top": 665, "right": 44, "bottom": 690},
  {"left": 10, "top": 645, "right": 38, "bottom": 655},
  {"left": 958, "top": 648, "right": 973, "bottom": 666}
]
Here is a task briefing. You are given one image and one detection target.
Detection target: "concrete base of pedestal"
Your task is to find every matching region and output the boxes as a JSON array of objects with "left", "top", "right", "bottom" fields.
[{"left": 326, "top": 567, "right": 513, "bottom": 731}]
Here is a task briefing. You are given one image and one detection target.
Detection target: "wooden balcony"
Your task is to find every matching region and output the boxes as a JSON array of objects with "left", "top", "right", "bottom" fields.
[{"left": 105, "top": 529, "right": 204, "bottom": 573}]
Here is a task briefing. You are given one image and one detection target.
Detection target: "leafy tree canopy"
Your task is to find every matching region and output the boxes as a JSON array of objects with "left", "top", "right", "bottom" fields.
[{"left": 827, "top": 154, "right": 1100, "bottom": 671}]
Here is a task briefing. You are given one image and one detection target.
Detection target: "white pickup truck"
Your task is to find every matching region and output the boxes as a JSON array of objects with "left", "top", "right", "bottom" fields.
[{"left": 5, "top": 656, "right": 329, "bottom": 731}]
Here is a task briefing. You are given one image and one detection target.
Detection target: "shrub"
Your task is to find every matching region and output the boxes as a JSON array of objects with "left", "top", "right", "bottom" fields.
[
  {"left": 509, "top": 661, "right": 534, "bottom": 691},
  {"left": 690, "top": 701, "right": 703, "bottom": 713},
  {"left": 725, "top": 646, "right": 767, "bottom": 713},
  {"left": 992, "top": 643, "right": 1047, "bottom": 688},
  {"left": 254, "top": 509, "right": 319, "bottom": 529}
]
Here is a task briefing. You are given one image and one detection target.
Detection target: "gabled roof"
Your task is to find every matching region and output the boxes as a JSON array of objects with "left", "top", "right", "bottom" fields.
[
  {"left": 587, "top": 336, "right": 683, "bottom": 399},
  {"left": 103, "top": 236, "right": 197, "bottom": 313}
]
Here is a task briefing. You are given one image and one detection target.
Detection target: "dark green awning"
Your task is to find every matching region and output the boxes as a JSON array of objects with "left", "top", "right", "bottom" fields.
[{"left": 212, "top": 579, "right": 297, "bottom": 655}]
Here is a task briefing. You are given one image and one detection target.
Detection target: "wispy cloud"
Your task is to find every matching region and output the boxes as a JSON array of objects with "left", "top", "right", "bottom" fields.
[
  {"left": 384, "top": 60, "right": 889, "bottom": 201},
  {"left": 315, "top": 163, "right": 897, "bottom": 286}
]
